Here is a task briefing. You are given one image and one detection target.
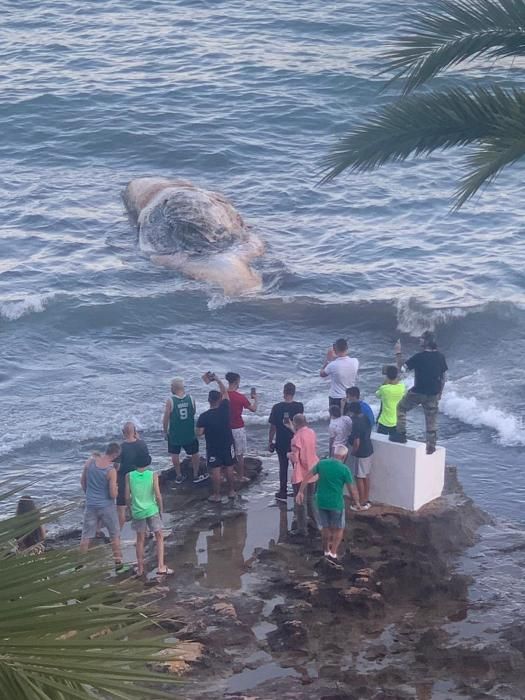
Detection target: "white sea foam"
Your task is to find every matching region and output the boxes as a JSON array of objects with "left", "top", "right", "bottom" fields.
[
  {"left": 441, "top": 387, "right": 525, "bottom": 447},
  {"left": 396, "top": 298, "right": 480, "bottom": 337},
  {"left": 0, "top": 294, "right": 54, "bottom": 321}
]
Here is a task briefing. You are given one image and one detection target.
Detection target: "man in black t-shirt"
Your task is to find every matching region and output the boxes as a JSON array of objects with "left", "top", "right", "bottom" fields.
[
  {"left": 117, "top": 421, "right": 152, "bottom": 528},
  {"left": 268, "top": 382, "right": 304, "bottom": 502},
  {"left": 197, "top": 374, "right": 236, "bottom": 503},
  {"left": 391, "top": 331, "right": 448, "bottom": 454}
]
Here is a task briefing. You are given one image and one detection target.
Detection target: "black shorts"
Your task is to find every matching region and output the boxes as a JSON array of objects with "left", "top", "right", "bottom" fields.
[
  {"left": 168, "top": 438, "right": 199, "bottom": 456},
  {"left": 207, "top": 451, "right": 236, "bottom": 470},
  {"left": 377, "top": 423, "right": 396, "bottom": 436}
]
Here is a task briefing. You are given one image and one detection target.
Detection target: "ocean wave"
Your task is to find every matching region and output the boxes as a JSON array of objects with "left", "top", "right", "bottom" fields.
[
  {"left": 0, "top": 294, "right": 55, "bottom": 321},
  {"left": 441, "top": 388, "right": 525, "bottom": 447}
]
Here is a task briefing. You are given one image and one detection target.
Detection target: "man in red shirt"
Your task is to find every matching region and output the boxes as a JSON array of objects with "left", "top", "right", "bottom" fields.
[{"left": 226, "top": 372, "right": 257, "bottom": 482}]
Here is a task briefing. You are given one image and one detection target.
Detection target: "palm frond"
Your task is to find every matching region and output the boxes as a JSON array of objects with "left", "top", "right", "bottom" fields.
[
  {"left": 0, "top": 488, "right": 182, "bottom": 700},
  {"left": 384, "top": 0, "right": 525, "bottom": 93},
  {"left": 320, "top": 84, "right": 525, "bottom": 205},
  {"left": 455, "top": 131, "right": 525, "bottom": 205}
]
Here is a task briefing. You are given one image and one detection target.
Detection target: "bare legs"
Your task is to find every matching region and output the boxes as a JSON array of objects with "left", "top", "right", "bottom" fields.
[
  {"left": 357, "top": 477, "right": 370, "bottom": 506},
  {"left": 117, "top": 506, "right": 126, "bottom": 529},
  {"left": 235, "top": 453, "right": 245, "bottom": 480},
  {"left": 135, "top": 532, "right": 146, "bottom": 575},
  {"left": 80, "top": 537, "right": 122, "bottom": 567},
  {"left": 171, "top": 453, "right": 182, "bottom": 478},
  {"left": 321, "top": 528, "right": 344, "bottom": 558},
  {"left": 209, "top": 466, "right": 236, "bottom": 501},
  {"left": 191, "top": 452, "right": 200, "bottom": 479}
]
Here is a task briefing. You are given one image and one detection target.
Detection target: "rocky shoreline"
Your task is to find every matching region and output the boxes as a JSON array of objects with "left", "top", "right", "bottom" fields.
[{"left": 54, "top": 459, "right": 525, "bottom": 698}]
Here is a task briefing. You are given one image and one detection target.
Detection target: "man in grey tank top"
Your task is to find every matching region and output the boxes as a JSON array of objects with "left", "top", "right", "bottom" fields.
[{"left": 80, "top": 442, "right": 126, "bottom": 571}]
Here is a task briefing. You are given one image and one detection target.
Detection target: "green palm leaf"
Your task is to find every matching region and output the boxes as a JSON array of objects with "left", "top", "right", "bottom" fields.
[
  {"left": 384, "top": 0, "right": 525, "bottom": 93},
  {"left": 320, "top": 85, "right": 525, "bottom": 205},
  {"left": 0, "top": 488, "right": 182, "bottom": 700}
]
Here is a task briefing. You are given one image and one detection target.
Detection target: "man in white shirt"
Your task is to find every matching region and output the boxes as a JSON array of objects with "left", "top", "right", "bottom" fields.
[{"left": 320, "top": 338, "right": 359, "bottom": 409}]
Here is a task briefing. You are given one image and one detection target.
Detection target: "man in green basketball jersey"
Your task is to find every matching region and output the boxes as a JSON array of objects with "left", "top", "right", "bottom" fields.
[{"left": 163, "top": 377, "right": 208, "bottom": 485}]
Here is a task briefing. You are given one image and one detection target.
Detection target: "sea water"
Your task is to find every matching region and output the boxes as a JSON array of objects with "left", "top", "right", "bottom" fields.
[{"left": 0, "top": 0, "right": 524, "bottom": 522}]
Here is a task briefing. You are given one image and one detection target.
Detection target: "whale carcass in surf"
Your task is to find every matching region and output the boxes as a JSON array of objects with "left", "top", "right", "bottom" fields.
[{"left": 122, "top": 177, "right": 264, "bottom": 294}]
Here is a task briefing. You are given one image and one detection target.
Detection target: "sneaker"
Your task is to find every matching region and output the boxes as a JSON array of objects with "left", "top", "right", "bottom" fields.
[
  {"left": 389, "top": 431, "right": 407, "bottom": 444},
  {"left": 174, "top": 474, "right": 186, "bottom": 485},
  {"left": 275, "top": 492, "right": 287, "bottom": 503},
  {"left": 286, "top": 489, "right": 295, "bottom": 498},
  {"left": 193, "top": 473, "right": 209, "bottom": 484},
  {"left": 362, "top": 502, "right": 371, "bottom": 510},
  {"left": 350, "top": 504, "right": 363, "bottom": 512},
  {"left": 426, "top": 444, "right": 436, "bottom": 455}
]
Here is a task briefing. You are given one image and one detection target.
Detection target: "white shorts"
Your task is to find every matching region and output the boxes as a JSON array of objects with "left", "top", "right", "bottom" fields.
[
  {"left": 356, "top": 456, "right": 373, "bottom": 478},
  {"left": 232, "top": 427, "right": 247, "bottom": 455}
]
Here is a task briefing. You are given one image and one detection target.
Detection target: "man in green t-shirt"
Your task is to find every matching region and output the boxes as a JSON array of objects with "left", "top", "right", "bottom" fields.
[
  {"left": 296, "top": 445, "right": 361, "bottom": 564},
  {"left": 376, "top": 365, "right": 406, "bottom": 436}
]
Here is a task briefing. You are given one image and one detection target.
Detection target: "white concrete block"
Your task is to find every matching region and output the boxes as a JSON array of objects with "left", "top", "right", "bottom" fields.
[{"left": 369, "top": 433, "right": 445, "bottom": 511}]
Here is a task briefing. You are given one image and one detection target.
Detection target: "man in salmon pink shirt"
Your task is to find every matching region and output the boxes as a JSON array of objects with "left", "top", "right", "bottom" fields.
[
  {"left": 226, "top": 372, "right": 257, "bottom": 483},
  {"left": 287, "top": 414, "right": 318, "bottom": 537}
]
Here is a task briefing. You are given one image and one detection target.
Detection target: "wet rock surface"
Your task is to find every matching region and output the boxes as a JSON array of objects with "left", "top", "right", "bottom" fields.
[{"left": 53, "top": 462, "right": 525, "bottom": 698}]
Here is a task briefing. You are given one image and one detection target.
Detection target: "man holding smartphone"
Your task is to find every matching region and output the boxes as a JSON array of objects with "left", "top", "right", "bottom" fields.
[
  {"left": 225, "top": 372, "right": 257, "bottom": 484},
  {"left": 197, "top": 373, "right": 236, "bottom": 503}
]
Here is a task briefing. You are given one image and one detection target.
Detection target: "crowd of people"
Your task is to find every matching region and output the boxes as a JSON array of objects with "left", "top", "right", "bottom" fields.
[{"left": 44, "top": 332, "right": 448, "bottom": 575}]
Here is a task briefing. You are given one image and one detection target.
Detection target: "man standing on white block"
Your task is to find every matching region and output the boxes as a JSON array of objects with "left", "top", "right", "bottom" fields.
[{"left": 390, "top": 331, "right": 448, "bottom": 455}]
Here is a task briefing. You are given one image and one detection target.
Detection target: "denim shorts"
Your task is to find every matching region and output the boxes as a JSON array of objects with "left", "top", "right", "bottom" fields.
[
  {"left": 82, "top": 505, "right": 119, "bottom": 539},
  {"left": 317, "top": 508, "right": 345, "bottom": 529},
  {"left": 132, "top": 514, "right": 163, "bottom": 533}
]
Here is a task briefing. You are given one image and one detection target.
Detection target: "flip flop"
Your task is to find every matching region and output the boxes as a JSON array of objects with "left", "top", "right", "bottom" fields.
[{"left": 156, "top": 568, "right": 174, "bottom": 576}]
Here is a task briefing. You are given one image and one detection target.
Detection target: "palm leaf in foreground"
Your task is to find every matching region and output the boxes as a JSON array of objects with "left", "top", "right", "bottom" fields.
[
  {"left": 384, "top": 0, "right": 525, "bottom": 93},
  {"left": 0, "top": 491, "right": 181, "bottom": 700},
  {"left": 320, "top": 85, "right": 525, "bottom": 206}
]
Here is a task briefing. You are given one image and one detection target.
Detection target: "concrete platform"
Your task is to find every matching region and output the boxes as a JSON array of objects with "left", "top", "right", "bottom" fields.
[{"left": 369, "top": 433, "right": 445, "bottom": 511}]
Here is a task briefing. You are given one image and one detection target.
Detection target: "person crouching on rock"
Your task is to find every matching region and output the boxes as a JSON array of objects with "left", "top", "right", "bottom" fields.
[
  {"left": 287, "top": 413, "right": 318, "bottom": 537},
  {"left": 296, "top": 444, "right": 361, "bottom": 566},
  {"left": 126, "top": 462, "right": 173, "bottom": 577},
  {"left": 196, "top": 373, "right": 237, "bottom": 503}
]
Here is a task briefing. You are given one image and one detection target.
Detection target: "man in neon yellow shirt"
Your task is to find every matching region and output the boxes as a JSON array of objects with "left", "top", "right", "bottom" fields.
[
  {"left": 376, "top": 366, "right": 406, "bottom": 436},
  {"left": 126, "top": 466, "right": 173, "bottom": 577}
]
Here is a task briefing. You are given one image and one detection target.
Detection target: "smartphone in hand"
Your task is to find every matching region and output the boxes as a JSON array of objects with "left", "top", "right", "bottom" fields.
[
  {"left": 202, "top": 371, "right": 214, "bottom": 384},
  {"left": 250, "top": 387, "right": 256, "bottom": 398}
]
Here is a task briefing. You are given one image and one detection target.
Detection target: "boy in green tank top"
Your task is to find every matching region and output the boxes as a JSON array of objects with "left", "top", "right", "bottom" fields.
[
  {"left": 125, "top": 466, "right": 173, "bottom": 576},
  {"left": 163, "top": 377, "right": 208, "bottom": 485}
]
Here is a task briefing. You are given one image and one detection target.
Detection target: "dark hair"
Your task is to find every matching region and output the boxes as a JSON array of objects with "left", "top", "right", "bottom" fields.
[
  {"left": 386, "top": 365, "right": 398, "bottom": 380},
  {"left": 105, "top": 442, "right": 121, "bottom": 457},
  {"left": 283, "top": 382, "right": 296, "bottom": 396},
  {"left": 225, "top": 372, "right": 240, "bottom": 384},
  {"left": 421, "top": 331, "right": 438, "bottom": 350},
  {"left": 208, "top": 389, "right": 221, "bottom": 404},
  {"left": 333, "top": 338, "right": 348, "bottom": 353},
  {"left": 346, "top": 386, "right": 360, "bottom": 399},
  {"left": 16, "top": 496, "right": 43, "bottom": 550},
  {"left": 329, "top": 405, "right": 341, "bottom": 418},
  {"left": 347, "top": 401, "right": 362, "bottom": 415}
]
